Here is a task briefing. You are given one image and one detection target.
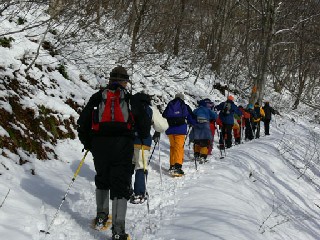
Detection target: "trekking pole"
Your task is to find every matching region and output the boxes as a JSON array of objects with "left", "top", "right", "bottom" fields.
[
  {"left": 240, "top": 117, "right": 243, "bottom": 144},
  {"left": 194, "top": 143, "right": 198, "bottom": 170},
  {"left": 183, "top": 126, "right": 191, "bottom": 147},
  {"left": 146, "top": 137, "right": 162, "bottom": 185},
  {"left": 217, "top": 128, "right": 224, "bottom": 159},
  {"left": 158, "top": 138, "right": 163, "bottom": 186},
  {"left": 141, "top": 145, "right": 152, "bottom": 230},
  {"left": 40, "top": 150, "right": 89, "bottom": 235},
  {"left": 147, "top": 141, "right": 158, "bottom": 165}
]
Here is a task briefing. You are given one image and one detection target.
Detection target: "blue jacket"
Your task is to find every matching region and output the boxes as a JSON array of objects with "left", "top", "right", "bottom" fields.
[
  {"left": 193, "top": 106, "right": 217, "bottom": 122},
  {"left": 189, "top": 106, "right": 217, "bottom": 141},
  {"left": 216, "top": 100, "right": 242, "bottom": 125}
]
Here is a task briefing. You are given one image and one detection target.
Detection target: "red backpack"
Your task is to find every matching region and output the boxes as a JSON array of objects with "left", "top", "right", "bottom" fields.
[{"left": 91, "top": 88, "right": 134, "bottom": 135}]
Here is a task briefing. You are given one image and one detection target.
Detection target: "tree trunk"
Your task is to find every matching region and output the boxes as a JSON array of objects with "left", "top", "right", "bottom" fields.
[
  {"left": 130, "top": 0, "right": 149, "bottom": 53},
  {"left": 173, "top": 0, "right": 185, "bottom": 56},
  {"left": 250, "top": 0, "right": 275, "bottom": 104}
]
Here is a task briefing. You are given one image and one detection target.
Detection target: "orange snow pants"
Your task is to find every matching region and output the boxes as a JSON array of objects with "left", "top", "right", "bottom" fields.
[{"left": 168, "top": 134, "right": 185, "bottom": 166}]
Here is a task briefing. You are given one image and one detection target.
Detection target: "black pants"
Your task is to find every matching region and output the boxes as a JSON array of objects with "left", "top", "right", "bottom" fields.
[
  {"left": 91, "top": 136, "right": 134, "bottom": 200},
  {"left": 219, "top": 124, "right": 233, "bottom": 148},
  {"left": 255, "top": 121, "right": 261, "bottom": 138},
  {"left": 245, "top": 120, "right": 256, "bottom": 140},
  {"left": 264, "top": 119, "right": 271, "bottom": 135}
]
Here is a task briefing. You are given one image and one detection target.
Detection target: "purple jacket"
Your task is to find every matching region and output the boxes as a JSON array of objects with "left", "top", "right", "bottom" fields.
[{"left": 163, "top": 99, "right": 196, "bottom": 135}]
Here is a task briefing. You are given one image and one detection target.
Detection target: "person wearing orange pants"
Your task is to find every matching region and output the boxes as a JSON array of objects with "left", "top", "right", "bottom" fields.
[
  {"left": 162, "top": 93, "right": 196, "bottom": 176},
  {"left": 168, "top": 135, "right": 186, "bottom": 168},
  {"left": 189, "top": 98, "right": 217, "bottom": 163}
]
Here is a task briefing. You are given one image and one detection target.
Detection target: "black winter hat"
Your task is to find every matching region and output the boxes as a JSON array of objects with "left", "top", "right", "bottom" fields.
[{"left": 109, "top": 66, "right": 129, "bottom": 82}]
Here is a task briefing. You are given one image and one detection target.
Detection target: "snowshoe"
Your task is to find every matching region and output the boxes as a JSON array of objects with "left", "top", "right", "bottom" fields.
[
  {"left": 168, "top": 165, "right": 175, "bottom": 174},
  {"left": 172, "top": 168, "right": 184, "bottom": 177},
  {"left": 129, "top": 194, "right": 147, "bottom": 204},
  {"left": 199, "top": 157, "right": 209, "bottom": 164},
  {"left": 92, "top": 213, "right": 112, "bottom": 231}
]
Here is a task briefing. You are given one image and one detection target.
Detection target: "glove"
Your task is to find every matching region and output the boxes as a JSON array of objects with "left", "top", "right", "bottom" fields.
[
  {"left": 152, "top": 131, "right": 160, "bottom": 144},
  {"left": 82, "top": 139, "right": 91, "bottom": 151}
]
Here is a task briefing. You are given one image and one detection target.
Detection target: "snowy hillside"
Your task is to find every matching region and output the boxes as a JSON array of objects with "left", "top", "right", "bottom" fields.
[{"left": 1, "top": 5, "right": 320, "bottom": 240}]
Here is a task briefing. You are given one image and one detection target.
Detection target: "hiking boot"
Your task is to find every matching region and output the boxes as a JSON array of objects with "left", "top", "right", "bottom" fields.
[
  {"left": 94, "top": 212, "right": 108, "bottom": 229},
  {"left": 173, "top": 168, "right": 184, "bottom": 176},
  {"left": 112, "top": 233, "right": 130, "bottom": 240},
  {"left": 129, "top": 194, "right": 147, "bottom": 204},
  {"left": 199, "top": 157, "right": 208, "bottom": 164},
  {"left": 168, "top": 165, "right": 175, "bottom": 173}
]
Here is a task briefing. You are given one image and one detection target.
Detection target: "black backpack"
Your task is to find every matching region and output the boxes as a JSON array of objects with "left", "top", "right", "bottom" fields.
[
  {"left": 254, "top": 106, "right": 261, "bottom": 120},
  {"left": 130, "top": 92, "right": 152, "bottom": 139},
  {"left": 221, "top": 101, "right": 232, "bottom": 115}
]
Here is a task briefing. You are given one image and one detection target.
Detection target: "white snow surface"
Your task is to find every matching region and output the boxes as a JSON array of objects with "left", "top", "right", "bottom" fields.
[
  {"left": 1, "top": 6, "right": 320, "bottom": 240},
  {"left": 1, "top": 120, "right": 320, "bottom": 240}
]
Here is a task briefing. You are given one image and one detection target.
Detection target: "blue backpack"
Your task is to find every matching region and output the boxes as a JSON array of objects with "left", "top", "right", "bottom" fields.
[{"left": 163, "top": 99, "right": 189, "bottom": 126}]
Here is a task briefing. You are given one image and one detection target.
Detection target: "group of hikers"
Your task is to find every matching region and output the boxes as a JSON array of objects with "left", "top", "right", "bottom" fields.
[{"left": 77, "top": 66, "right": 279, "bottom": 240}]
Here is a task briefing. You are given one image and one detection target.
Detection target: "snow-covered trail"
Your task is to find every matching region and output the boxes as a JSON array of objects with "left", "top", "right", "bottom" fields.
[
  {"left": 154, "top": 120, "right": 320, "bottom": 240},
  {"left": 2, "top": 118, "right": 320, "bottom": 240}
]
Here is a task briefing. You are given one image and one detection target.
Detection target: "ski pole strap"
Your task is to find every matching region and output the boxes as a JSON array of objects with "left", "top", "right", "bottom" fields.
[{"left": 73, "top": 150, "right": 89, "bottom": 180}]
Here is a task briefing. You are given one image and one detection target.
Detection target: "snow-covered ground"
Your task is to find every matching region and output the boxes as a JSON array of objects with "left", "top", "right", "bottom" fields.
[{"left": 1, "top": 118, "right": 320, "bottom": 240}]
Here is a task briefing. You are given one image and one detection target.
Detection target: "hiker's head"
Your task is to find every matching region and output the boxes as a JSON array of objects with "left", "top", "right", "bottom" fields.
[
  {"left": 109, "top": 66, "right": 130, "bottom": 87},
  {"left": 227, "top": 95, "right": 234, "bottom": 101},
  {"left": 175, "top": 93, "right": 184, "bottom": 100},
  {"left": 199, "top": 98, "right": 214, "bottom": 108}
]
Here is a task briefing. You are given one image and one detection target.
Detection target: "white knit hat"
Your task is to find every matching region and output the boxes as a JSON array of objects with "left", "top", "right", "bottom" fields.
[{"left": 175, "top": 93, "right": 184, "bottom": 100}]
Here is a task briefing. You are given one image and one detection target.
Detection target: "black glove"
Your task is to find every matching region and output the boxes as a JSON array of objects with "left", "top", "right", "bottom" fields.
[
  {"left": 82, "top": 139, "right": 91, "bottom": 151},
  {"left": 152, "top": 131, "right": 161, "bottom": 144}
]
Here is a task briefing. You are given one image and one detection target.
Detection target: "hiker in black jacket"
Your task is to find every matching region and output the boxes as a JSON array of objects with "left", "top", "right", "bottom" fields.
[
  {"left": 262, "top": 101, "right": 280, "bottom": 135},
  {"left": 77, "top": 66, "right": 148, "bottom": 240}
]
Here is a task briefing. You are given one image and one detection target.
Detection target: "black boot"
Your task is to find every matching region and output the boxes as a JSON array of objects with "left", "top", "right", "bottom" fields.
[
  {"left": 173, "top": 163, "right": 184, "bottom": 176},
  {"left": 112, "top": 233, "right": 130, "bottom": 240},
  {"left": 112, "top": 198, "right": 129, "bottom": 239}
]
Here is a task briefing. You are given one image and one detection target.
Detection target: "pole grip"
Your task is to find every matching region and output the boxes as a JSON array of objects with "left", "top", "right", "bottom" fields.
[{"left": 73, "top": 150, "right": 89, "bottom": 179}]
